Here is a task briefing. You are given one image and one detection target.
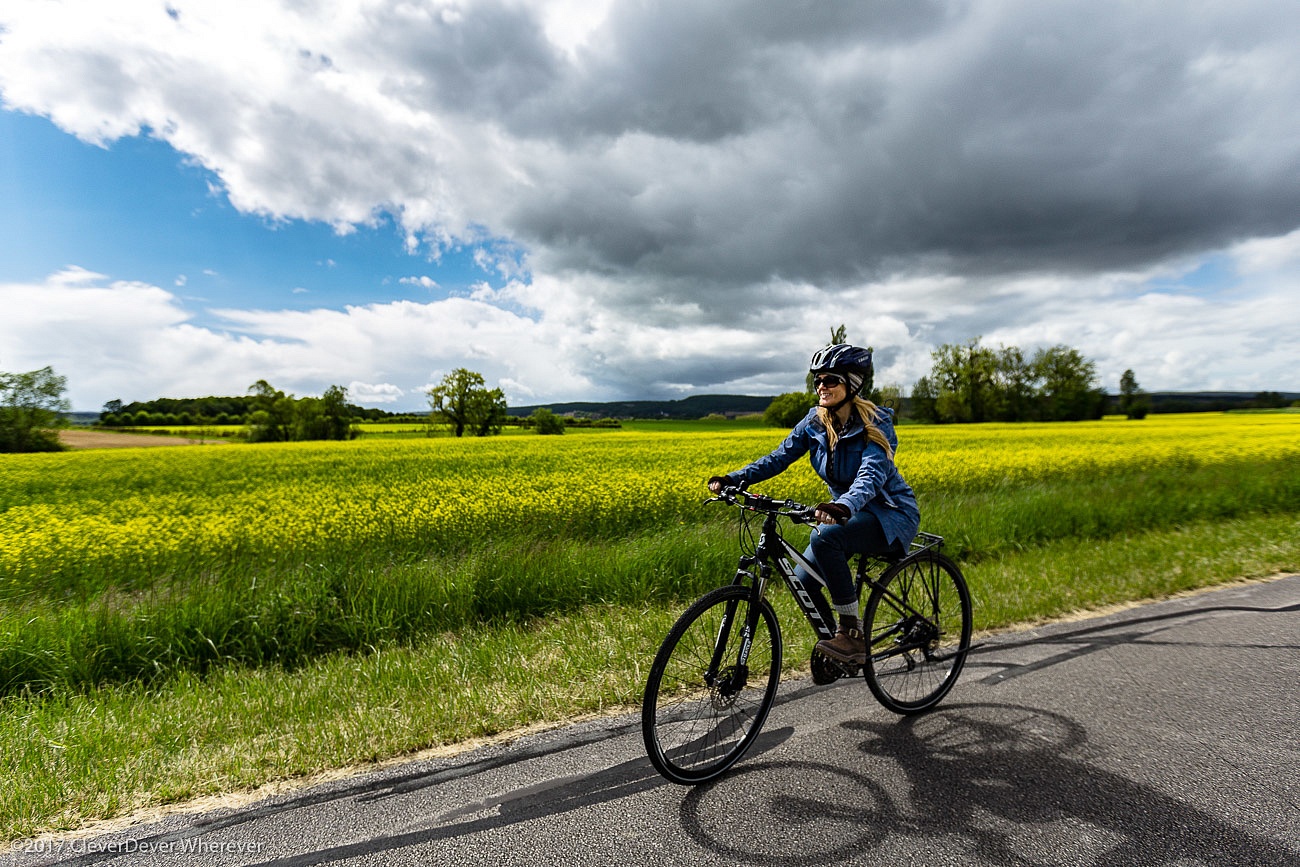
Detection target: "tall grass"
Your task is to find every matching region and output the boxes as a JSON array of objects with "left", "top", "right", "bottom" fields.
[{"left": 0, "top": 524, "right": 723, "bottom": 694}]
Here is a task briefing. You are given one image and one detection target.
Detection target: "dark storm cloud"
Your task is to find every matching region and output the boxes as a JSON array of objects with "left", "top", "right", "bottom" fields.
[
  {"left": 866, "top": 3, "right": 1300, "bottom": 272},
  {"left": 440, "top": 0, "right": 1300, "bottom": 306},
  {"left": 358, "top": 2, "right": 563, "bottom": 118},
  {"left": 535, "top": 0, "right": 954, "bottom": 143}
]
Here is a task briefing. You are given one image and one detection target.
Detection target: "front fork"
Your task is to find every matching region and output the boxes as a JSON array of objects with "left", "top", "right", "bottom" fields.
[{"left": 706, "top": 556, "right": 769, "bottom": 694}]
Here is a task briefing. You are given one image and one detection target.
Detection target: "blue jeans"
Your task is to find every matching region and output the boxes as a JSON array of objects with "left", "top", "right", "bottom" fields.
[{"left": 796, "top": 509, "right": 904, "bottom": 607}]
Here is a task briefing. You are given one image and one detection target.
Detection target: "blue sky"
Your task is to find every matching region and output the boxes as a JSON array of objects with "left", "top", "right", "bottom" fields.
[
  {"left": 1, "top": 110, "right": 493, "bottom": 322},
  {"left": 2, "top": 1, "right": 1298, "bottom": 412}
]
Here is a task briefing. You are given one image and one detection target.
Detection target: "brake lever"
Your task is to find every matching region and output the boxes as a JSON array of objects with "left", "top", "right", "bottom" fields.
[
  {"left": 785, "top": 505, "right": 822, "bottom": 525},
  {"left": 704, "top": 484, "right": 741, "bottom": 505}
]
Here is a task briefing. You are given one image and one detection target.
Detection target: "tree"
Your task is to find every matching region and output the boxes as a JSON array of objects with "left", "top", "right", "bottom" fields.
[
  {"left": 924, "top": 339, "right": 999, "bottom": 423},
  {"left": 246, "top": 380, "right": 296, "bottom": 442},
  {"left": 320, "top": 384, "right": 358, "bottom": 440},
  {"left": 294, "top": 384, "right": 357, "bottom": 441},
  {"left": 471, "top": 386, "right": 508, "bottom": 436},
  {"left": 427, "top": 368, "right": 508, "bottom": 437},
  {"left": 0, "top": 366, "right": 70, "bottom": 452},
  {"left": 909, "top": 376, "right": 938, "bottom": 423},
  {"left": 990, "top": 346, "right": 1035, "bottom": 422},
  {"left": 764, "top": 391, "right": 815, "bottom": 427},
  {"left": 243, "top": 381, "right": 358, "bottom": 442},
  {"left": 912, "top": 339, "right": 1108, "bottom": 424},
  {"left": 529, "top": 407, "right": 566, "bottom": 435},
  {"left": 293, "top": 397, "right": 328, "bottom": 441},
  {"left": 1119, "top": 369, "right": 1149, "bottom": 420},
  {"left": 1032, "top": 345, "right": 1105, "bottom": 421}
]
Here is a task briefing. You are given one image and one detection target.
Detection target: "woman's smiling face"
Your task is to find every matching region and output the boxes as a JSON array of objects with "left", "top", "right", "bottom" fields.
[{"left": 815, "top": 373, "right": 846, "bottom": 407}]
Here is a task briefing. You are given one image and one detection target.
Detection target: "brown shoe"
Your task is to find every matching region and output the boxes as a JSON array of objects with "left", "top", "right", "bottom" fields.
[{"left": 816, "top": 618, "right": 866, "bottom": 665}]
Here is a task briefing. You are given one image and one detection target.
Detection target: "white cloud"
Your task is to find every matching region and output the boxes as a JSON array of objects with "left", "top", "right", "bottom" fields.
[
  {"left": 0, "top": 269, "right": 590, "bottom": 409},
  {"left": 346, "top": 381, "right": 404, "bottom": 404},
  {"left": 1230, "top": 227, "right": 1300, "bottom": 275},
  {"left": 535, "top": 0, "right": 614, "bottom": 58}
]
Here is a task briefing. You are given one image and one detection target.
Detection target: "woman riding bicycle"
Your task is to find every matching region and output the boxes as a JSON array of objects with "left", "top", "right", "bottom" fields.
[{"left": 708, "top": 344, "right": 920, "bottom": 666}]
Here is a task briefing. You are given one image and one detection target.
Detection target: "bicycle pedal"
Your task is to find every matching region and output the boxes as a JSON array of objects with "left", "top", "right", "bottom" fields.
[
  {"left": 832, "top": 660, "right": 861, "bottom": 677},
  {"left": 813, "top": 649, "right": 859, "bottom": 678}
]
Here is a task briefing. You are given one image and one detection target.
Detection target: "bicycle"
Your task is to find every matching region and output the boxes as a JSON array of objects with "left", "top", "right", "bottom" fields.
[{"left": 641, "top": 485, "right": 972, "bottom": 784}]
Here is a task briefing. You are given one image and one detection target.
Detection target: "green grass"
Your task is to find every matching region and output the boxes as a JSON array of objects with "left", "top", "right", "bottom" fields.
[{"left": 2, "top": 511, "right": 1295, "bottom": 840}]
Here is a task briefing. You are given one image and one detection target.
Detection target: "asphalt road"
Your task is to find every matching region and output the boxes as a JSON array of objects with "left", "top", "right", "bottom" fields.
[{"left": 7, "top": 575, "right": 1299, "bottom": 867}]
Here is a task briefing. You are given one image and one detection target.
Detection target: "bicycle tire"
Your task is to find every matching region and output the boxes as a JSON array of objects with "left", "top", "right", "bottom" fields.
[
  {"left": 862, "top": 550, "right": 971, "bottom": 715},
  {"left": 642, "top": 584, "right": 783, "bottom": 784}
]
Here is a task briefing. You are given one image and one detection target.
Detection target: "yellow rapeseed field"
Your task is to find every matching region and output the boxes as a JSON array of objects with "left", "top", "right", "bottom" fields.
[{"left": 2, "top": 412, "right": 1298, "bottom": 598}]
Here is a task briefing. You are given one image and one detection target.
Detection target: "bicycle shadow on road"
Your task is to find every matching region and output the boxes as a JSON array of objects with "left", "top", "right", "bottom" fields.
[
  {"left": 30, "top": 706, "right": 800, "bottom": 867},
  {"left": 680, "top": 702, "right": 1297, "bottom": 866},
  {"left": 963, "top": 599, "right": 1300, "bottom": 686},
  {"left": 134, "top": 727, "right": 795, "bottom": 867}
]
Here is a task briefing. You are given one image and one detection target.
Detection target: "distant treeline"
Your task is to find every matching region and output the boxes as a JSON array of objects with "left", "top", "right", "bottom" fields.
[
  {"left": 99, "top": 395, "right": 414, "bottom": 426},
  {"left": 1122, "top": 391, "right": 1297, "bottom": 413},
  {"left": 508, "top": 394, "right": 773, "bottom": 420},
  {"left": 908, "top": 339, "right": 1300, "bottom": 424},
  {"left": 96, "top": 389, "right": 1296, "bottom": 428},
  {"left": 909, "top": 389, "right": 1296, "bottom": 419},
  {"left": 517, "top": 390, "right": 1297, "bottom": 422}
]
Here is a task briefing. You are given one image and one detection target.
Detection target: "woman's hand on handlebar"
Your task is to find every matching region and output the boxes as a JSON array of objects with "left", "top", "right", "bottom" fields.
[
  {"left": 707, "top": 475, "right": 731, "bottom": 494},
  {"left": 813, "top": 502, "right": 850, "bottom": 525}
]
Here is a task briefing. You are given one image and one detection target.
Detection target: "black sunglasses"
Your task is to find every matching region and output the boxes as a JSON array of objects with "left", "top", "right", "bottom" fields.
[{"left": 814, "top": 374, "right": 845, "bottom": 389}]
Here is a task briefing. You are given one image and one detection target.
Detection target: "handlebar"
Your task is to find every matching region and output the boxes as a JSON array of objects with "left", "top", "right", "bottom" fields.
[{"left": 706, "top": 485, "right": 817, "bottom": 524}]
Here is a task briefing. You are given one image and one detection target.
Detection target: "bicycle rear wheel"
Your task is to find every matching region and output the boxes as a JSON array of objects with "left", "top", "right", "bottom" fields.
[
  {"left": 863, "top": 551, "right": 971, "bottom": 715},
  {"left": 642, "top": 584, "right": 782, "bottom": 784}
]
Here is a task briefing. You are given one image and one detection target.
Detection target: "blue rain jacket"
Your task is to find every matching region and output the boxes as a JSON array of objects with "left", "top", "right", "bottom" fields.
[{"left": 728, "top": 406, "right": 920, "bottom": 547}]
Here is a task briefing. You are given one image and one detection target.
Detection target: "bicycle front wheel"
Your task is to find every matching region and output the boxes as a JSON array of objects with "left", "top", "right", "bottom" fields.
[
  {"left": 863, "top": 551, "right": 971, "bottom": 715},
  {"left": 642, "top": 585, "right": 782, "bottom": 784}
]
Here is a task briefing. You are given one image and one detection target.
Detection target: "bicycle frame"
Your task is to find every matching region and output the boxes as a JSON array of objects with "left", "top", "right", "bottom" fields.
[
  {"left": 724, "top": 497, "right": 948, "bottom": 667},
  {"left": 728, "top": 510, "right": 836, "bottom": 640}
]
